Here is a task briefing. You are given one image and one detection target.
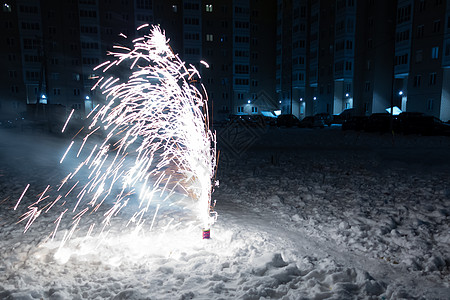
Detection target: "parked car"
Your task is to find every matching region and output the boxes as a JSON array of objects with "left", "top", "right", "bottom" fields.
[
  {"left": 314, "top": 113, "right": 333, "bottom": 126},
  {"left": 332, "top": 108, "right": 355, "bottom": 124},
  {"left": 396, "top": 112, "right": 426, "bottom": 134},
  {"left": 397, "top": 113, "right": 450, "bottom": 135},
  {"left": 298, "top": 116, "right": 325, "bottom": 128},
  {"left": 342, "top": 116, "right": 368, "bottom": 131},
  {"left": 227, "top": 114, "right": 265, "bottom": 127},
  {"left": 277, "top": 114, "right": 301, "bottom": 127},
  {"left": 364, "top": 113, "right": 393, "bottom": 133},
  {"left": 261, "top": 115, "right": 277, "bottom": 127}
]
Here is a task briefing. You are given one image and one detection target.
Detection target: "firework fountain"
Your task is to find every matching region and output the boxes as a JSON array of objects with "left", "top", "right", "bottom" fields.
[{"left": 16, "top": 25, "right": 218, "bottom": 246}]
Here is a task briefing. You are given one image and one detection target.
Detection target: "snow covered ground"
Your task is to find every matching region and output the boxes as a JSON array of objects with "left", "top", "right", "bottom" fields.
[{"left": 0, "top": 125, "right": 449, "bottom": 299}]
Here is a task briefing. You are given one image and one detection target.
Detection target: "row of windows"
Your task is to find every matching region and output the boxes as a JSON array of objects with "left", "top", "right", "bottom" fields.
[
  {"left": 235, "top": 50, "right": 249, "bottom": 57},
  {"left": 21, "top": 22, "right": 40, "bottom": 31},
  {"left": 395, "top": 54, "right": 408, "bottom": 65},
  {"left": 82, "top": 57, "right": 100, "bottom": 65},
  {"left": 335, "top": 40, "right": 352, "bottom": 51},
  {"left": 19, "top": 5, "right": 38, "bottom": 14},
  {"left": 413, "top": 72, "right": 438, "bottom": 87},
  {"left": 334, "top": 61, "right": 353, "bottom": 71},
  {"left": 397, "top": 5, "right": 411, "bottom": 24},
  {"left": 185, "top": 48, "right": 200, "bottom": 55},
  {"left": 80, "top": 10, "right": 97, "bottom": 18},
  {"left": 24, "top": 54, "right": 39, "bottom": 63},
  {"left": 293, "top": 40, "right": 306, "bottom": 49},
  {"left": 81, "top": 26, "right": 98, "bottom": 34},
  {"left": 136, "top": 14, "right": 153, "bottom": 22},
  {"left": 136, "top": 0, "right": 152, "bottom": 10},
  {"left": 81, "top": 42, "right": 99, "bottom": 49},
  {"left": 395, "top": 30, "right": 409, "bottom": 43},
  {"left": 336, "top": 0, "right": 355, "bottom": 10},
  {"left": 184, "top": 18, "right": 200, "bottom": 25},
  {"left": 185, "top": 32, "right": 199, "bottom": 40},
  {"left": 293, "top": 23, "right": 306, "bottom": 33},
  {"left": 235, "top": 21, "right": 249, "bottom": 29},
  {"left": 235, "top": 64, "right": 249, "bottom": 74},
  {"left": 418, "top": 0, "right": 444, "bottom": 12},
  {"left": 234, "top": 6, "right": 249, "bottom": 14},
  {"left": 292, "top": 56, "right": 305, "bottom": 65},
  {"left": 235, "top": 78, "right": 249, "bottom": 85},
  {"left": 184, "top": 2, "right": 199, "bottom": 10},
  {"left": 23, "top": 38, "right": 40, "bottom": 50}
]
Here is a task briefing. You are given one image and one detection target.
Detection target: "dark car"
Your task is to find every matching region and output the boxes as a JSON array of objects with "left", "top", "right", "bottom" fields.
[
  {"left": 397, "top": 113, "right": 450, "bottom": 135},
  {"left": 314, "top": 113, "right": 333, "bottom": 126},
  {"left": 364, "top": 113, "right": 393, "bottom": 133},
  {"left": 342, "top": 116, "right": 368, "bottom": 131},
  {"left": 228, "top": 114, "right": 265, "bottom": 127},
  {"left": 396, "top": 112, "right": 426, "bottom": 134},
  {"left": 277, "top": 114, "right": 301, "bottom": 127},
  {"left": 299, "top": 116, "right": 326, "bottom": 128},
  {"left": 332, "top": 108, "right": 355, "bottom": 124}
]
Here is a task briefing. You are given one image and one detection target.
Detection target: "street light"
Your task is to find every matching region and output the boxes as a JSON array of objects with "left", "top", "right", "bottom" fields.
[
  {"left": 313, "top": 97, "right": 317, "bottom": 100},
  {"left": 398, "top": 90, "right": 403, "bottom": 96},
  {"left": 85, "top": 95, "right": 90, "bottom": 100},
  {"left": 345, "top": 93, "right": 349, "bottom": 97}
]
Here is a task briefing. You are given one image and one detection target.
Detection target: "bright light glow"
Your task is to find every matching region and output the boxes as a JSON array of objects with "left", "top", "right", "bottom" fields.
[
  {"left": 247, "top": 100, "right": 251, "bottom": 104},
  {"left": 274, "top": 110, "right": 282, "bottom": 116},
  {"left": 385, "top": 106, "right": 402, "bottom": 115},
  {"left": 85, "top": 96, "right": 90, "bottom": 100},
  {"left": 300, "top": 98, "right": 303, "bottom": 101},
  {"left": 41, "top": 94, "right": 47, "bottom": 99},
  {"left": 16, "top": 26, "right": 218, "bottom": 247},
  {"left": 313, "top": 97, "right": 317, "bottom": 100},
  {"left": 345, "top": 93, "right": 349, "bottom": 97},
  {"left": 279, "top": 100, "right": 282, "bottom": 104},
  {"left": 398, "top": 91, "right": 403, "bottom": 96}
]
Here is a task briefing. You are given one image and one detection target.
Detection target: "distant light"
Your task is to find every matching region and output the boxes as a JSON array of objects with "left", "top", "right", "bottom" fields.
[
  {"left": 345, "top": 93, "right": 349, "bottom": 97},
  {"left": 85, "top": 96, "right": 90, "bottom": 100},
  {"left": 41, "top": 94, "right": 47, "bottom": 99},
  {"left": 398, "top": 91, "right": 403, "bottom": 96},
  {"left": 300, "top": 98, "right": 303, "bottom": 101},
  {"left": 247, "top": 100, "right": 251, "bottom": 104},
  {"left": 279, "top": 100, "right": 282, "bottom": 104},
  {"left": 274, "top": 110, "right": 282, "bottom": 116},
  {"left": 313, "top": 97, "right": 317, "bottom": 100}
]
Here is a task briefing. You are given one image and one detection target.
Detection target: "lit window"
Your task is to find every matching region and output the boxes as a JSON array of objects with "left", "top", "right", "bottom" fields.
[
  {"left": 427, "top": 99, "right": 433, "bottom": 111},
  {"left": 431, "top": 46, "right": 439, "bottom": 59},
  {"left": 429, "top": 72, "right": 437, "bottom": 85},
  {"left": 206, "top": 34, "right": 213, "bottom": 42},
  {"left": 206, "top": 4, "right": 213, "bottom": 12},
  {"left": 3, "top": 3, "right": 11, "bottom": 12}
]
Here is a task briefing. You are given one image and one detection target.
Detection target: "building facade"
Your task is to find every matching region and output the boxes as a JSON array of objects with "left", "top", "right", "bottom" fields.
[
  {"left": 277, "top": 0, "right": 450, "bottom": 121},
  {"left": 0, "top": 0, "right": 278, "bottom": 123}
]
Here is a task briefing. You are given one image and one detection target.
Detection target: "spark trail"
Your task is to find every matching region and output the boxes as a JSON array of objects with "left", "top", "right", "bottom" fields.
[{"left": 17, "top": 25, "right": 218, "bottom": 245}]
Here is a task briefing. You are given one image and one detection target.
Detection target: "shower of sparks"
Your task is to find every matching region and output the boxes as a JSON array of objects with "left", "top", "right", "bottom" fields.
[{"left": 16, "top": 25, "right": 218, "bottom": 246}]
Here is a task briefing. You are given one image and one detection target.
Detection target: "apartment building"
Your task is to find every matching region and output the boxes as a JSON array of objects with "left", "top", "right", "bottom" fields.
[
  {"left": 277, "top": 0, "right": 450, "bottom": 120},
  {"left": 0, "top": 0, "right": 278, "bottom": 123}
]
